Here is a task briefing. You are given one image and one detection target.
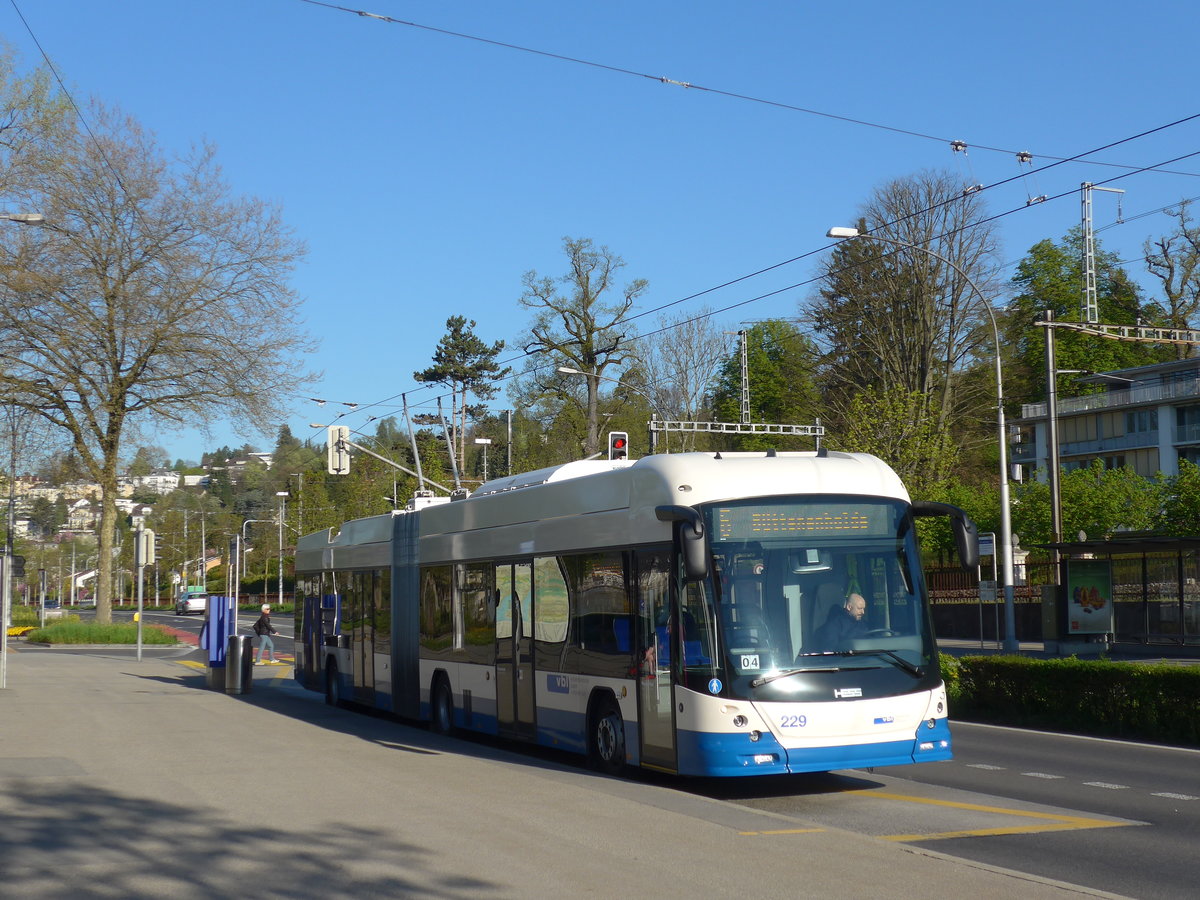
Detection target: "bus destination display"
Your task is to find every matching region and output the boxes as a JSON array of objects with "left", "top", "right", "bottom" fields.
[{"left": 714, "top": 501, "right": 896, "bottom": 541}]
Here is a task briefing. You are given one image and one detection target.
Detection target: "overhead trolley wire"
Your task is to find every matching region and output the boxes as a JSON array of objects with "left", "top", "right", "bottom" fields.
[{"left": 294, "top": 0, "right": 1200, "bottom": 179}]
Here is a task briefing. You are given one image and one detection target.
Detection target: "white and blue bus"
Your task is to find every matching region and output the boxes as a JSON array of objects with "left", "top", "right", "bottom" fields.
[{"left": 293, "top": 449, "right": 976, "bottom": 777}]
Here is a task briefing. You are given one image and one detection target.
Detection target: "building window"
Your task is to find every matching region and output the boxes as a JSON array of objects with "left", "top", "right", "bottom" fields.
[{"left": 1125, "top": 409, "right": 1157, "bottom": 434}]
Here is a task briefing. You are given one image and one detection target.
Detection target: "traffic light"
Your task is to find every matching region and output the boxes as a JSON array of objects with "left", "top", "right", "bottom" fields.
[
  {"left": 11, "top": 555, "right": 25, "bottom": 578},
  {"left": 608, "top": 432, "right": 629, "bottom": 460}
]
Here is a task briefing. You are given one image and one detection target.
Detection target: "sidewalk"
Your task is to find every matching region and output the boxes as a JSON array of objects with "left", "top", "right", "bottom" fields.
[{"left": 0, "top": 648, "right": 1127, "bottom": 899}]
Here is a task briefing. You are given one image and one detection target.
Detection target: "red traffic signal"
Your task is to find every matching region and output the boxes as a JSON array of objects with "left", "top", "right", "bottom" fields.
[{"left": 608, "top": 432, "right": 629, "bottom": 460}]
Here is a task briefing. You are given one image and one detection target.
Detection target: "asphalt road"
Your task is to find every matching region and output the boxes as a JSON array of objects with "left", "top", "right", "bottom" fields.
[
  {"left": 691, "top": 721, "right": 1197, "bottom": 900},
  {"left": 34, "top": 612, "right": 1195, "bottom": 897}
]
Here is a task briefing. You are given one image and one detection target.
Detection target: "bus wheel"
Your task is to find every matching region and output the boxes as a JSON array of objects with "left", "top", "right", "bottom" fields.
[
  {"left": 590, "top": 698, "right": 626, "bottom": 775},
  {"left": 325, "top": 660, "right": 342, "bottom": 707},
  {"left": 431, "top": 679, "right": 454, "bottom": 736}
]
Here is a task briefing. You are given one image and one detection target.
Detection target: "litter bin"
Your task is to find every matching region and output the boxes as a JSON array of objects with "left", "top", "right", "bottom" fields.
[{"left": 225, "top": 634, "right": 254, "bottom": 695}]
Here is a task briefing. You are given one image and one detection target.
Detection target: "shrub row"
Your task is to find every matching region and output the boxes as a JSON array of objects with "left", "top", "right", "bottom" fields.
[{"left": 941, "top": 654, "right": 1200, "bottom": 746}]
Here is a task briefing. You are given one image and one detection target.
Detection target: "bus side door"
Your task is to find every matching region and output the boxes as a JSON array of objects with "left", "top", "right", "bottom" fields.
[
  {"left": 495, "top": 561, "right": 535, "bottom": 738},
  {"left": 636, "top": 550, "right": 676, "bottom": 772}
]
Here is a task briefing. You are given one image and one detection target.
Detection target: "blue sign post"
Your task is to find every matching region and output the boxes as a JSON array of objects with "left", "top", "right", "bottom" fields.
[{"left": 200, "top": 596, "right": 236, "bottom": 690}]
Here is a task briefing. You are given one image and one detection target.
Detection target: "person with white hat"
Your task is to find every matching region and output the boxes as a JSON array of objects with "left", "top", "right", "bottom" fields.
[{"left": 253, "top": 603, "right": 280, "bottom": 665}]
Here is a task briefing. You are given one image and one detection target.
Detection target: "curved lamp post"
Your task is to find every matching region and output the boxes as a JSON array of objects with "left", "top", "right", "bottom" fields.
[
  {"left": 556, "top": 366, "right": 667, "bottom": 454},
  {"left": 827, "top": 226, "right": 1018, "bottom": 653}
]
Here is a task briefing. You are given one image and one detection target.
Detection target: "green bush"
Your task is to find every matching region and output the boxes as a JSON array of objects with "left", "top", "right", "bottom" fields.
[
  {"left": 950, "top": 655, "right": 1200, "bottom": 746},
  {"left": 11, "top": 605, "right": 41, "bottom": 627},
  {"left": 23, "top": 622, "right": 178, "bottom": 645}
]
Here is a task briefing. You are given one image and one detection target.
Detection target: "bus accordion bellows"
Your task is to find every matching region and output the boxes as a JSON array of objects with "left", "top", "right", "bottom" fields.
[{"left": 293, "top": 449, "right": 977, "bottom": 777}]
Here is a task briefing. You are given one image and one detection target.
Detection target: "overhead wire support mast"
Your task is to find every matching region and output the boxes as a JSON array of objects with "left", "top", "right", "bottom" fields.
[
  {"left": 1081, "top": 182, "right": 1125, "bottom": 324},
  {"left": 324, "top": 425, "right": 454, "bottom": 495}
]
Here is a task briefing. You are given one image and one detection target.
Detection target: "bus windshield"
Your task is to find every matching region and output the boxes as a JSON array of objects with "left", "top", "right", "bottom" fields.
[{"left": 701, "top": 495, "right": 936, "bottom": 700}]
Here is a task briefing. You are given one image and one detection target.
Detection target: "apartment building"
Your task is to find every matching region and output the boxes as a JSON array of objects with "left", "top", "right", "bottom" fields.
[{"left": 1013, "top": 357, "right": 1200, "bottom": 479}]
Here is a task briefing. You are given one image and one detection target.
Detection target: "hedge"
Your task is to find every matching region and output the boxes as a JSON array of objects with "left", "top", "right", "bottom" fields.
[{"left": 940, "top": 654, "right": 1200, "bottom": 746}]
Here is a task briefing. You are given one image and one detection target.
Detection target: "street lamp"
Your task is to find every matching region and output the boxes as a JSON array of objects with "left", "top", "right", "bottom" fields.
[
  {"left": 827, "top": 226, "right": 1019, "bottom": 653},
  {"left": 275, "top": 491, "right": 288, "bottom": 609},
  {"left": 557, "top": 366, "right": 668, "bottom": 454},
  {"left": 0, "top": 213, "right": 44, "bottom": 226}
]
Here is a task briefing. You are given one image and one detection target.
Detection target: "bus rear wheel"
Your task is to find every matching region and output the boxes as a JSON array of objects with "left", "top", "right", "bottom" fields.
[
  {"left": 589, "top": 698, "right": 625, "bottom": 775},
  {"left": 431, "top": 679, "right": 454, "bottom": 735}
]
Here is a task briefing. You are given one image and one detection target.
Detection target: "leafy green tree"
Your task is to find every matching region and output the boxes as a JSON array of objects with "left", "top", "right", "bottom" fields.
[
  {"left": 834, "top": 388, "right": 959, "bottom": 497},
  {"left": 1006, "top": 229, "right": 1171, "bottom": 406},
  {"left": 1060, "top": 462, "right": 1160, "bottom": 540},
  {"left": 1156, "top": 460, "right": 1200, "bottom": 536},
  {"left": 709, "top": 320, "right": 820, "bottom": 451},
  {"left": 128, "top": 445, "right": 168, "bottom": 477},
  {"left": 414, "top": 316, "right": 509, "bottom": 474}
]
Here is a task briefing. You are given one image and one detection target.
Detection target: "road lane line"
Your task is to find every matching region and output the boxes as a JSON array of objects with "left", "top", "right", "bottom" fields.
[{"left": 845, "top": 790, "right": 1133, "bottom": 842}]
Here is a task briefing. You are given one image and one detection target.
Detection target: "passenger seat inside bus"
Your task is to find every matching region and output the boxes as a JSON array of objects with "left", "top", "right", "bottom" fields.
[{"left": 804, "top": 582, "right": 845, "bottom": 653}]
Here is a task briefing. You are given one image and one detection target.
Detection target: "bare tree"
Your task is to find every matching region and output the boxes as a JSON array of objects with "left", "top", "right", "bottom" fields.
[
  {"left": 0, "top": 102, "right": 313, "bottom": 622},
  {"left": 514, "top": 237, "right": 647, "bottom": 456},
  {"left": 1145, "top": 200, "right": 1200, "bottom": 359},
  {"left": 639, "top": 307, "right": 730, "bottom": 448}
]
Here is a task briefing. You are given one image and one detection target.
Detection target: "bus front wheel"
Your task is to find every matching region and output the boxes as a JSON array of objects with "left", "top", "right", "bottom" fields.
[{"left": 589, "top": 698, "right": 626, "bottom": 775}]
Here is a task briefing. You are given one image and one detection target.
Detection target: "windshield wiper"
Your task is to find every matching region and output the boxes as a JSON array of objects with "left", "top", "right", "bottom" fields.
[
  {"left": 749, "top": 665, "right": 841, "bottom": 688},
  {"left": 749, "top": 650, "right": 925, "bottom": 688},
  {"left": 758, "top": 648, "right": 924, "bottom": 680}
]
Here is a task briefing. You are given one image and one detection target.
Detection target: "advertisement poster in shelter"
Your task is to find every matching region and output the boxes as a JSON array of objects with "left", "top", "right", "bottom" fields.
[{"left": 1066, "top": 559, "right": 1113, "bottom": 635}]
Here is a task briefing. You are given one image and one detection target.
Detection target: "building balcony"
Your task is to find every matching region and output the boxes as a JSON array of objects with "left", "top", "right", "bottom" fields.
[{"left": 1019, "top": 377, "right": 1200, "bottom": 420}]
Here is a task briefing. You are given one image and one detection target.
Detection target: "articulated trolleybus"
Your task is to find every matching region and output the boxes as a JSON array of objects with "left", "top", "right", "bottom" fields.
[{"left": 293, "top": 449, "right": 977, "bottom": 777}]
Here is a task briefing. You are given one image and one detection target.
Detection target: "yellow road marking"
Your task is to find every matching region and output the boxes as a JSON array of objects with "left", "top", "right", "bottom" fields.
[{"left": 845, "top": 789, "right": 1131, "bottom": 842}]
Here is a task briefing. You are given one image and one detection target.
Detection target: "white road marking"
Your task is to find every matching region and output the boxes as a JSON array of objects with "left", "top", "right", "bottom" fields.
[
  {"left": 1020, "top": 772, "right": 1064, "bottom": 779},
  {"left": 1083, "top": 782, "right": 1129, "bottom": 790}
]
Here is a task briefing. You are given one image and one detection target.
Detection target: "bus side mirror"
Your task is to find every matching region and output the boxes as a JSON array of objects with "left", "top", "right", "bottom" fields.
[
  {"left": 911, "top": 501, "right": 979, "bottom": 571},
  {"left": 656, "top": 505, "right": 709, "bottom": 582}
]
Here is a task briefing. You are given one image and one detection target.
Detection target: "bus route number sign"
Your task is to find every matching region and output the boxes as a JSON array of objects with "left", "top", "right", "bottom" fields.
[{"left": 739, "top": 654, "right": 760, "bottom": 670}]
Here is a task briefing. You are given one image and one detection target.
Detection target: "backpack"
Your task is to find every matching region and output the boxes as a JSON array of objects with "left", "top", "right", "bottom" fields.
[{"left": 253, "top": 618, "right": 265, "bottom": 637}]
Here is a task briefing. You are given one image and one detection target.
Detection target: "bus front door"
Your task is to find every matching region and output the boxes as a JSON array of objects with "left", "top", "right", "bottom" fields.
[
  {"left": 495, "top": 562, "right": 535, "bottom": 739},
  {"left": 637, "top": 551, "right": 676, "bottom": 772}
]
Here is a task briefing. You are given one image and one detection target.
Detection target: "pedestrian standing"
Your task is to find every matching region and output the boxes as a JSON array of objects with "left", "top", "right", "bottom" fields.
[{"left": 254, "top": 603, "right": 279, "bottom": 665}]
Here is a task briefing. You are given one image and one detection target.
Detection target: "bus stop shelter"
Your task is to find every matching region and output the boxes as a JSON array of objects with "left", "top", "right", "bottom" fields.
[{"left": 1040, "top": 536, "right": 1200, "bottom": 650}]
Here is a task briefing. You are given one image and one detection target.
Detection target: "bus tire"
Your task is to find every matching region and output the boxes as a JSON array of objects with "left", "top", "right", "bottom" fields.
[
  {"left": 431, "top": 677, "right": 454, "bottom": 736},
  {"left": 589, "top": 696, "right": 626, "bottom": 775},
  {"left": 325, "top": 659, "right": 343, "bottom": 707}
]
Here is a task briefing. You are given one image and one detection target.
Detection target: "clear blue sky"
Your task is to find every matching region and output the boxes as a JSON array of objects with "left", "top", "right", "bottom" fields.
[{"left": 5, "top": 0, "right": 1199, "bottom": 464}]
